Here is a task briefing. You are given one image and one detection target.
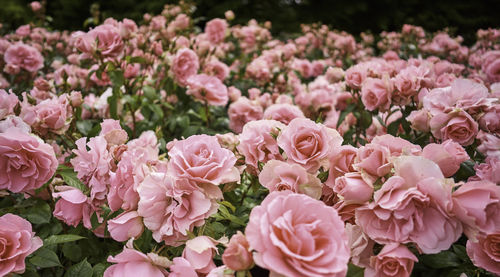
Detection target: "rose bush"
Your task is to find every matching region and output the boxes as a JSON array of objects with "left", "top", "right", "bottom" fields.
[{"left": 0, "top": 2, "right": 499, "bottom": 276}]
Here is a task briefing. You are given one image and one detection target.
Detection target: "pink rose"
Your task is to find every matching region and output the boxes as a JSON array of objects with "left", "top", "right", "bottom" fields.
[
  {"left": 277, "top": 118, "right": 342, "bottom": 173},
  {"left": 71, "top": 136, "right": 112, "bottom": 201},
  {"left": 0, "top": 116, "right": 31, "bottom": 133},
  {"left": 361, "top": 77, "right": 393, "bottom": 112},
  {"left": 108, "top": 211, "right": 144, "bottom": 242},
  {"left": 479, "top": 104, "right": 500, "bottom": 134},
  {"left": 422, "top": 139, "right": 470, "bottom": 177},
  {"left": 205, "top": 18, "right": 228, "bottom": 44},
  {"left": 0, "top": 213, "right": 43, "bottom": 276},
  {"left": 4, "top": 43, "right": 44, "bottom": 72},
  {"left": 182, "top": 236, "right": 218, "bottom": 274},
  {"left": 345, "top": 64, "right": 367, "bottom": 89},
  {"left": 204, "top": 59, "right": 230, "bottom": 81},
  {"left": 20, "top": 94, "right": 72, "bottom": 135},
  {"left": 236, "top": 120, "right": 284, "bottom": 174},
  {"left": 326, "top": 145, "right": 358, "bottom": 186},
  {"left": 354, "top": 143, "right": 392, "bottom": 180},
  {"left": 407, "top": 109, "right": 430, "bottom": 132},
  {"left": 0, "top": 128, "right": 58, "bottom": 193},
  {"left": 172, "top": 48, "right": 199, "bottom": 86},
  {"left": 100, "top": 119, "right": 128, "bottom": 146},
  {"left": 263, "top": 103, "right": 305, "bottom": 125},
  {"left": 228, "top": 97, "right": 263, "bottom": 133},
  {"left": 430, "top": 110, "right": 479, "bottom": 146},
  {"left": 466, "top": 233, "right": 500, "bottom": 276},
  {"left": 477, "top": 132, "right": 500, "bottom": 158},
  {"left": 167, "top": 134, "right": 239, "bottom": 198},
  {"left": 30, "top": 1, "right": 42, "bottom": 12},
  {"left": 356, "top": 157, "right": 462, "bottom": 254},
  {"left": 137, "top": 173, "right": 218, "bottom": 245},
  {"left": 105, "top": 244, "right": 169, "bottom": 277},
  {"left": 259, "top": 159, "right": 322, "bottom": 198},
  {"left": 222, "top": 231, "right": 253, "bottom": 271},
  {"left": 169, "top": 257, "right": 198, "bottom": 277},
  {"left": 75, "top": 24, "right": 124, "bottom": 58},
  {"left": 365, "top": 244, "right": 418, "bottom": 277},
  {"left": 245, "top": 191, "right": 350, "bottom": 277},
  {"left": 346, "top": 223, "right": 374, "bottom": 268},
  {"left": 370, "top": 134, "right": 422, "bottom": 157},
  {"left": 52, "top": 186, "right": 91, "bottom": 227},
  {"left": 0, "top": 89, "right": 18, "bottom": 120},
  {"left": 333, "top": 172, "right": 374, "bottom": 204},
  {"left": 453, "top": 180, "right": 500, "bottom": 239},
  {"left": 186, "top": 74, "right": 229, "bottom": 106},
  {"left": 482, "top": 50, "right": 500, "bottom": 83}
]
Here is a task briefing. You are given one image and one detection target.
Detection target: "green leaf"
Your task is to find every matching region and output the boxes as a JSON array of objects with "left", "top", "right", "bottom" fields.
[
  {"left": 337, "top": 104, "right": 356, "bottom": 128},
  {"left": 108, "top": 88, "right": 119, "bottom": 120},
  {"left": 143, "top": 86, "right": 156, "bottom": 100},
  {"left": 29, "top": 248, "right": 62, "bottom": 268},
  {"left": 76, "top": 120, "right": 93, "bottom": 136},
  {"left": 25, "top": 201, "right": 51, "bottom": 225},
  {"left": 387, "top": 119, "right": 400, "bottom": 136},
  {"left": 346, "top": 263, "right": 364, "bottom": 277},
  {"left": 109, "top": 70, "right": 125, "bottom": 88},
  {"left": 128, "top": 56, "right": 147, "bottom": 64},
  {"left": 44, "top": 234, "right": 85, "bottom": 246},
  {"left": 62, "top": 242, "right": 82, "bottom": 262},
  {"left": 92, "top": 263, "right": 108, "bottom": 277},
  {"left": 219, "top": 201, "right": 236, "bottom": 213},
  {"left": 65, "top": 258, "right": 93, "bottom": 277},
  {"left": 57, "top": 166, "right": 88, "bottom": 193},
  {"left": 420, "top": 251, "right": 461, "bottom": 269}
]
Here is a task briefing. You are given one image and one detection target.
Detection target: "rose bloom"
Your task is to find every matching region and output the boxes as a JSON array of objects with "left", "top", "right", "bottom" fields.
[
  {"left": 452, "top": 180, "right": 500, "bottom": 239},
  {"left": 361, "top": 77, "right": 393, "bottom": 112},
  {"left": 222, "top": 231, "right": 253, "bottom": 271},
  {"left": 172, "top": 48, "right": 199, "bottom": 86},
  {"left": 263, "top": 103, "right": 305, "bottom": 125},
  {"left": 333, "top": 172, "right": 373, "bottom": 204},
  {"left": 259, "top": 159, "right": 323, "bottom": 199},
  {"left": 356, "top": 156, "right": 462, "bottom": 254},
  {"left": 365, "top": 244, "right": 418, "bottom": 277},
  {"left": 0, "top": 89, "right": 18, "bottom": 120},
  {"left": 482, "top": 50, "right": 500, "bottom": 83},
  {"left": 137, "top": 172, "right": 218, "bottom": 245},
  {"left": 0, "top": 128, "right": 58, "bottom": 193},
  {"left": 3, "top": 42, "right": 44, "bottom": 72},
  {"left": 245, "top": 191, "right": 350, "bottom": 277},
  {"left": 52, "top": 186, "right": 91, "bottom": 227},
  {"left": 236, "top": 120, "right": 284, "bottom": 174},
  {"left": 108, "top": 211, "right": 144, "bottom": 242},
  {"left": 205, "top": 18, "right": 228, "bottom": 44},
  {"left": 277, "top": 117, "right": 342, "bottom": 173},
  {"left": 0, "top": 213, "right": 43, "bottom": 276},
  {"left": 169, "top": 257, "right": 197, "bottom": 277},
  {"left": 479, "top": 104, "right": 500, "bottom": 135},
  {"left": 466, "top": 232, "right": 500, "bottom": 276},
  {"left": 345, "top": 64, "right": 367, "bottom": 89},
  {"left": 74, "top": 24, "right": 124, "bottom": 58},
  {"left": 422, "top": 139, "right": 470, "bottom": 177},
  {"left": 182, "top": 236, "right": 218, "bottom": 274},
  {"left": 19, "top": 94, "right": 72, "bottom": 135},
  {"left": 204, "top": 59, "right": 230, "bottom": 81},
  {"left": 167, "top": 134, "right": 239, "bottom": 198},
  {"left": 228, "top": 97, "right": 263, "bottom": 133},
  {"left": 346, "top": 223, "right": 374, "bottom": 268},
  {"left": 430, "top": 110, "right": 479, "bottom": 146},
  {"left": 186, "top": 74, "right": 229, "bottom": 106},
  {"left": 105, "top": 243, "right": 170, "bottom": 277}
]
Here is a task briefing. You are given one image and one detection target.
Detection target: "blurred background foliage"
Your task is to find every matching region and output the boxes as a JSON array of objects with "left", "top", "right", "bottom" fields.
[{"left": 1, "top": 0, "right": 499, "bottom": 44}]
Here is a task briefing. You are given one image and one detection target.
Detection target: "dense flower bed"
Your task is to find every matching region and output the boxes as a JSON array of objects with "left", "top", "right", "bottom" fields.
[{"left": 1, "top": 1, "right": 500, "bottom": 276}]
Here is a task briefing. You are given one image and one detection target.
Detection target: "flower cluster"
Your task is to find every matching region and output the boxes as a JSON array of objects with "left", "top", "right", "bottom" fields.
[{"left": 0, "top": 1, "right": 500, "bottom": 276}]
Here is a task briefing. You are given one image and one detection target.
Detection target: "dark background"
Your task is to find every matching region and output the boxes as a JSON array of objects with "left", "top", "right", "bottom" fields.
[{"left": 1, "top": 0, "right": 500, "bottom": 44}]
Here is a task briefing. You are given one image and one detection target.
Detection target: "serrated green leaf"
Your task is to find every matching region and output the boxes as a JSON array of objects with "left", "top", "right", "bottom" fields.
[
  {"left": 44, "top": 234, "right": 85, "bottom": 246},
  {"left": 92, "top": 263, "right": 107, "bottom": 277},
  {"left": 219, "top": 201, "right": 236, "bottom": 213},
  {"left": 109, "top": 70, "right": 125, "bottom": 88},
  {"left": 62, "top": 242, "right": 82, "bottom": 262},
  {"left": 25, "top": 201, "right": 51, "bottom": 225},
  {"left": 29, "top": 248, "right": 62, "bottom": 268},
  {"left": 420, "top": 251, "right": 461, "bottom": 269},
  {"left": 57, "top": 166, "right": 88, "bottom": 193},
  {"left": 65, "top": 258, "right": 93, "bottom": 277}
]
